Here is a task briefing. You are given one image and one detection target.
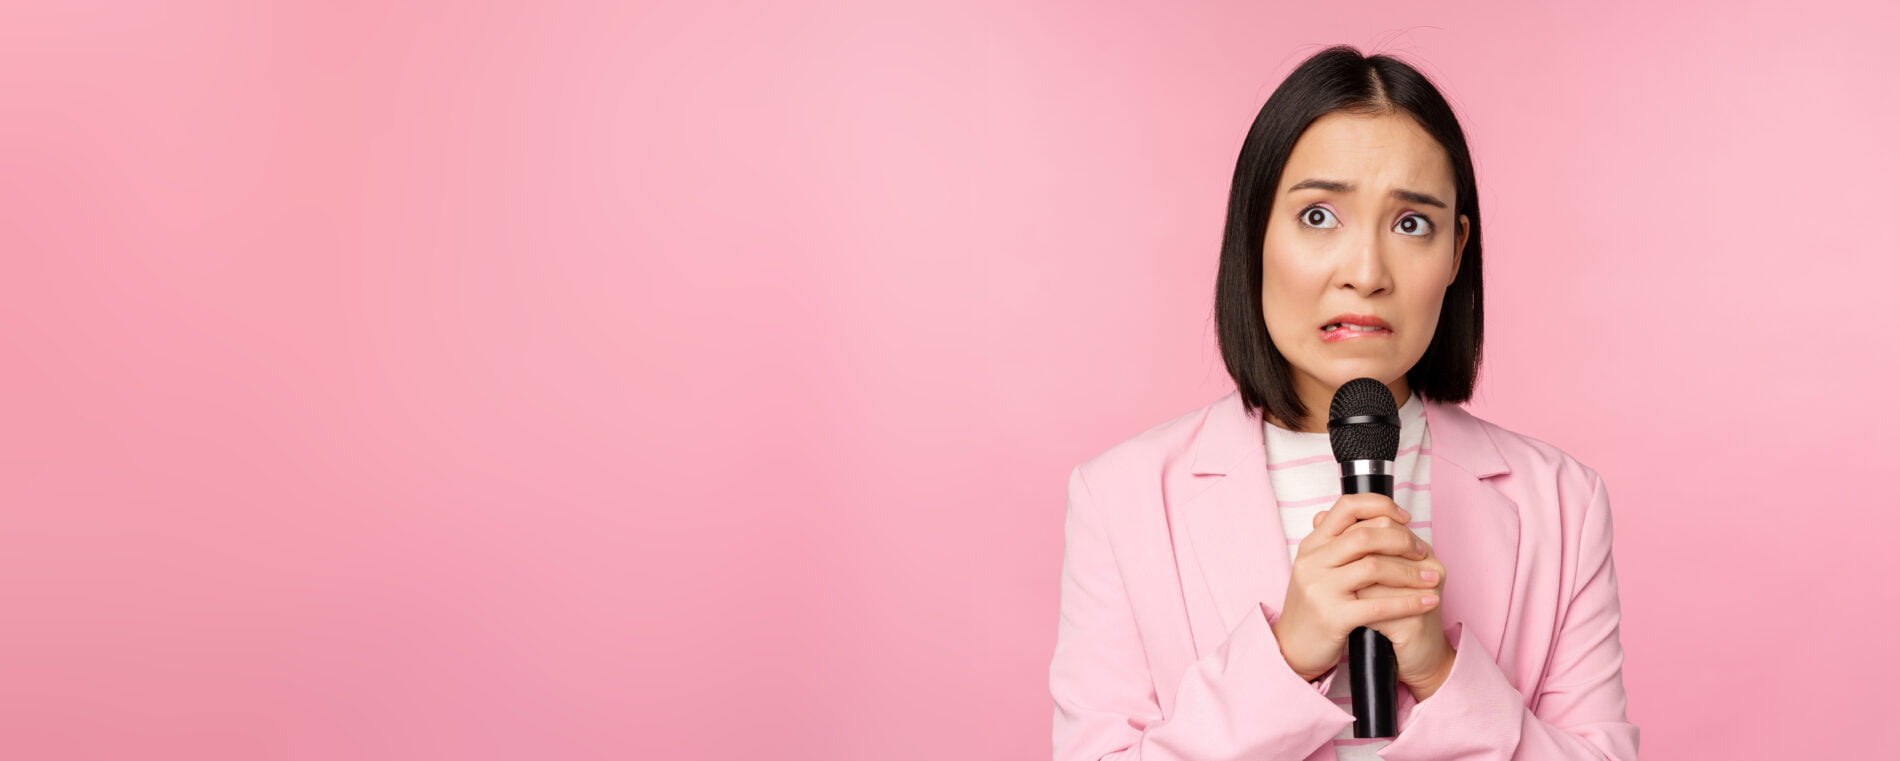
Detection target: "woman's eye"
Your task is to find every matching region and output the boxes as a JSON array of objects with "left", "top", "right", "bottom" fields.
[
  {"left": 1395, "top": 213, "right": 1434, "bottom": 237},
  {"left": 1299, "top": 205, "right": 1339, "bottom": 229}
]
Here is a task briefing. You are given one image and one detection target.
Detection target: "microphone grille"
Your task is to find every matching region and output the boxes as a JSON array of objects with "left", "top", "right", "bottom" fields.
[{"left": 1328, "top": 378, "right": 1400, "bottom": 461}]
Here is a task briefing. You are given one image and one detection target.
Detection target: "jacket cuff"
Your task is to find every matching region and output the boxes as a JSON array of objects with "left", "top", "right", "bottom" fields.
[
  {"left": 1375, "top": 620, "right": 1525, "bottom": 761},
  {"left": 1261, "top": 603, "right": 1343, "bottom": 695},
  {"left": 1246, "top": 602, "right": 1355, "bottom": 746}
]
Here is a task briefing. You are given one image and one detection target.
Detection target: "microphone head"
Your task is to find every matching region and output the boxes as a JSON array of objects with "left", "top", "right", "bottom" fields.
[{"left": 1328, "top": 378, "right": 1400, "bottom": 462}]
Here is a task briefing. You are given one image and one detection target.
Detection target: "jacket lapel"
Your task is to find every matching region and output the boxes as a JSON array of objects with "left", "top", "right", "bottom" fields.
[{"left": 1179, "top": 391, "right": 1519, "bottom": 665}]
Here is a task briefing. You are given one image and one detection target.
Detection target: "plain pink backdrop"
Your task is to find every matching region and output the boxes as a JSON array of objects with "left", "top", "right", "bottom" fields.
[{"left": 2, "top": 1, "right": 1892, "bottom": 759}]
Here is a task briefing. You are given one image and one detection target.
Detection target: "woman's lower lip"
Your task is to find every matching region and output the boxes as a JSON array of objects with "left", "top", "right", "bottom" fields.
[{"left": 1319, "top": 326, "right": 1392, "bottom": 342}]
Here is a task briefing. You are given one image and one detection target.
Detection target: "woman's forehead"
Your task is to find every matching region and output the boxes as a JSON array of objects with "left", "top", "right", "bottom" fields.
[{"left": 1280, "top": 112, "right": 1454, "bottom": 196}]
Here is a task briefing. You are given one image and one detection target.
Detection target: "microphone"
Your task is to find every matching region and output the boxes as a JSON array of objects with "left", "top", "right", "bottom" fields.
[{"left": 1328, "top": 378, "right": 1402, "bottom": 739}]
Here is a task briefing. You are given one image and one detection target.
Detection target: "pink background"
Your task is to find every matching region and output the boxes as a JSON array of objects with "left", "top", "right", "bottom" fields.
[{"left": 3, "top": 1, "right": 1891, "bottom": 759}]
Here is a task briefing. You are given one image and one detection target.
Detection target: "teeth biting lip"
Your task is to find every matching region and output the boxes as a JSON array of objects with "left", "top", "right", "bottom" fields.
[
  {"left": 1319, "top": 320, "right": 1393, "bottom": 340},
  {"left": 1319, "top": 313, "right": 1392, "bottom": 335}
]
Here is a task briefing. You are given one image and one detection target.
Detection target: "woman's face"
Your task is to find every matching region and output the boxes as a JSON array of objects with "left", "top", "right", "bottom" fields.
[{"left": 1261, "top": 110, "right": 1470, "bottom": 430}]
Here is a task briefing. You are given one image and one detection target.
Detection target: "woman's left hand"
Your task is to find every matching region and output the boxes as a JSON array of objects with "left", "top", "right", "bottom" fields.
[{"left": 1322, "top": 510, "right": 1458, "bottom": 701}]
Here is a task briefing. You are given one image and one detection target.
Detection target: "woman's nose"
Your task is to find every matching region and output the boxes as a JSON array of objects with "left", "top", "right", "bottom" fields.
[{"left": 1337, "top": 231, "right": 1393, "bottom": 296}]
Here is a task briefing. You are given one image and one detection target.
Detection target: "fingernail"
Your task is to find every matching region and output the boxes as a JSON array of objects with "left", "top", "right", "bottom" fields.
[
  {"left": 1421, "top": 594, "right": 1439, "bottom": 607},
  {"left": 1420, "top": 569, "right": 1438, "bottom": 582},
  {"left": 1414, "top": 538, "right": 1426, "bottom": 555}
]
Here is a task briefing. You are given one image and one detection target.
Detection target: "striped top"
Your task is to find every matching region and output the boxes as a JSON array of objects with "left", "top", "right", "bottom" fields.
[{"left": 1264, "top": 391, "right": 1431, "bottom": 757}]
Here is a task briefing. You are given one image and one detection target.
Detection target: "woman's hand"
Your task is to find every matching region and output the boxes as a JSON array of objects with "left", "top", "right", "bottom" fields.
[
  {"left": 1271, "top": 493, "right": 1452, "bottom": 699},
  {"left": 1324, "top": 505, "right": 1457, "bottom": 701}
]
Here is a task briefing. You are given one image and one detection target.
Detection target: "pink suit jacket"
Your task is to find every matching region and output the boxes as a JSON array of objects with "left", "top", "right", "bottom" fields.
[{"left": 1050, "top": 390, "right": 1639, "bottom": 760}]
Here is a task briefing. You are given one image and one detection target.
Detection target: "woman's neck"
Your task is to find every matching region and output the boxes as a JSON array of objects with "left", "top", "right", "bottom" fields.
[{"left": 1273, "top": 378, "right": 1412, "bottom": 434}]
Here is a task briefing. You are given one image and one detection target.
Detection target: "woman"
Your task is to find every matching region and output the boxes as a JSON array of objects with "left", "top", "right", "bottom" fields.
[{"left": 1048, "top": 46, "right": 1639, "bottom": 761}]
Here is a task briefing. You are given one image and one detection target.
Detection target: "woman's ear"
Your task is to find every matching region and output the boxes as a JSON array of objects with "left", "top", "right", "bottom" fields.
[{"left": 1450, "top": 214, "right": 1470, "bottom": 286}]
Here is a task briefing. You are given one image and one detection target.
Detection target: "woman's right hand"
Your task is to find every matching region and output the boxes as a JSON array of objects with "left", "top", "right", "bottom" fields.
[{"left": 1270, "top": 493, "right": 1444, "bottom": 682}]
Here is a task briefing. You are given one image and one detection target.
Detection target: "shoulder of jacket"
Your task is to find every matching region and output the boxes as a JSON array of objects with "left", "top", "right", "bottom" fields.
[
  {"left": 1458, "top": 409, "right": 1606, "bottom": 507},
  {"left": 1070, "top": 395, "right": 1222, "bottom": 493}
]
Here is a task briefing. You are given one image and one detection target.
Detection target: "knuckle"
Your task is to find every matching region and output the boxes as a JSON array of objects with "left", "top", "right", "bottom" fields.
[
  {"left": 1356, "top": 555, "right": 1382, "bottom": 582},
  {"left": 1334, "top": 556, "right": 1360, "bottom": 582},
  {"left": 1367, "top": 556, "right": 1395, "bottom": 584}
]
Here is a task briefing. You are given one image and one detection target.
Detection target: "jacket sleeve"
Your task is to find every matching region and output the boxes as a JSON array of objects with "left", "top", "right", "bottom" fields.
[
  {"left": 1051, "top": 465, "right": 1355, "bottom": 761},
  {"left": 1375, "top": 471, "right": 1641, "bottom": 761}
]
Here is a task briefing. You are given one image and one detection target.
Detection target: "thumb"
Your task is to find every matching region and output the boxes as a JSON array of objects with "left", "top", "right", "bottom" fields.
[{"left": 1313, "top": 510, "right": 1327, "bottom": 529}]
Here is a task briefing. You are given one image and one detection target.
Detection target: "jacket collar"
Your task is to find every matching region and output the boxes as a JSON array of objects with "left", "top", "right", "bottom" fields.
[{"left": 1178, "top": 390, "right": 1520, "bottom": 668}]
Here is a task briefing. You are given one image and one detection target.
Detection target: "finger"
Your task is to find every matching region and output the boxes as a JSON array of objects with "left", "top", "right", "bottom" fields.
[
  {"left": 1343, "top": 515, "right": 1404, "bottom": 532},
  {"left": 1312, "top": 493, "right": 1409, "bottom": 542},
  {"left": 1338, "top": 555, "right": 1440, "bottom": 595},
  {"left": 1318, "top": 507, "right": 1407, "bottom": 530},
  {"left": 1323, "top": 524, "right": 1428, "bottom": 568},
  {"left": 1348, "top": 590, "right": 1440, "bottom": 628}
]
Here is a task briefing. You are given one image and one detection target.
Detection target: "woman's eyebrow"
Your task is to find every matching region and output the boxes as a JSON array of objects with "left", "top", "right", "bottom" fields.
[{"left": 1286, "top": 178, "right": 1448, "bottom": 210}]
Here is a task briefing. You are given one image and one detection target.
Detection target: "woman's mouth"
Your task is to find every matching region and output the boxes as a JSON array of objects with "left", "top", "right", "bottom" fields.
[{"left": 1319, "top": 323, "right": 1393, "bottom": 342}]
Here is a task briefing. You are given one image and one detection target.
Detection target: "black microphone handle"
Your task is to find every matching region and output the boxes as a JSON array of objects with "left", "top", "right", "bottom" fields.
[
  {"left": 1343, "top": 471, "right": 1397, "bottom": 738},
  {"left": 1349, "top": 625, "right": 1398, "bottom": 737}
]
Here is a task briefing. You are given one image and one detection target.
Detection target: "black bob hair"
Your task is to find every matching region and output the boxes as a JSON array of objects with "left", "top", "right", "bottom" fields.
[{"left": 1214, "top": 44, "right": 1484, "bottom": 432}]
